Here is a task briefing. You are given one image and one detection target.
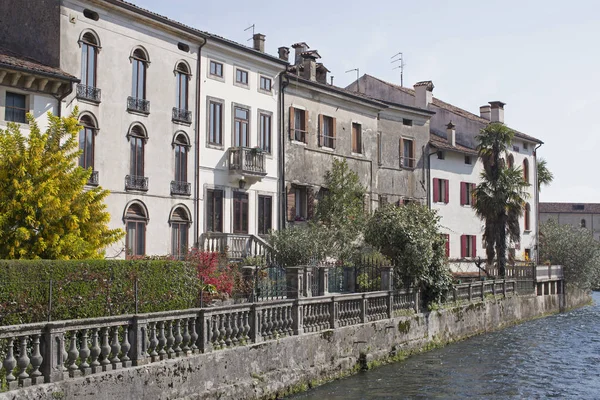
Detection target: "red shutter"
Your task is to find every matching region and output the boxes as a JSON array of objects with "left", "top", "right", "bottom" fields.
[
  {"left": 460, "top": 182, "right": 466, "bottom": 206},
  {"left": 444, "top": 180, "right": 449, "bottom": 204},
  {"left": 433, "top": 178, "right": 439, "bottom": 203},
  {"left": 471, "top": 236, "right": 477, "bottom": 258},
  {"left": 445, "top": 234, "right": 450, "bottom": 258},
  {"left": 460, "top": 235, "right": 466, "bottom": 258}
]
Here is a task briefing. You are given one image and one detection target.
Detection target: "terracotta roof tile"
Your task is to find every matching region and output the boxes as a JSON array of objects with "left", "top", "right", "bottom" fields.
[
  {"left": 539, "top": 203, "right": 600, "bottom": 214},
  {"left": 0, "top": 48, "right": 77, "bottom": 81},
  {"left": 429, "top": 133, "right": 478, "bottom": 155}
]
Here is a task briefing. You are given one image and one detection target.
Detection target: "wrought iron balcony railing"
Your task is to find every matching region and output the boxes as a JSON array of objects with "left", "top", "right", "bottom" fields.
[
  {"left": 125, "top": 174, "right": 148, "bottom": 191},
  {"left": 127, "top": 96, "right": 150, "bottom": 114},
  {"left": 76, "top": 84, "right": 101, "bottom": 103},
  {"left": 172, "top": 107, "right": 192, "bottom": 124},
  {"left": 171, "top": 180, "right": 191, "bottom": 196},
  {"left": 87, "top": 170, "right": 99, "bottom": 186},
  {"left": 228, "top": 147, "right": 267, "bottom": 177}
]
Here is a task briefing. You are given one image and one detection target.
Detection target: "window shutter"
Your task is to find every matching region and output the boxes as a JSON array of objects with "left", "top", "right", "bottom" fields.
[
  {"left": 332, "top": 117, "right": 337, "bottom": 149},
  {"left": 399, "top": 138, "right": 404, "bottom": 167},
  {"left": 444, "top": 180, "right": 449, "bottom": 204},
  {"left": 445, "top": 234, "right": 450, "bottom": 258},
  {"left": 471, "top": 183, "right": 477, "bottom": 207},
  {"left": 433, "top": 178, "right": 439, "bottom": 203},
  {"left": 411, "top": 140, "right": 416, "bottom": 168},
  {"left": 471, "top": 236, "right": 477, "bottom": 258},
  {"left": 304, "top": 110, "right": 309, "bottom": 143},
  {"left": 289, "top": 107, "right": 295, "bottom": 140},
  {"left": 460, "top": 235, "right": 466, "bottom": 258},
  {"left": 307, "top": 188, "right": 315, "bottom": 220},
  {"left": 318, "top": 114, "right": 323, "bottom": 146},
  {"left": 460, "top": 182, "right": 466, "bottom": 206},
  {"left": 287, "top": 186, "right": 295, "bottom": 222}
]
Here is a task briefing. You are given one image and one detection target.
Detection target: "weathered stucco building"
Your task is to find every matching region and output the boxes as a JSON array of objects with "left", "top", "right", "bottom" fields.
[{"left": 540, "top": 203, "right": 600, "bottom": 241}]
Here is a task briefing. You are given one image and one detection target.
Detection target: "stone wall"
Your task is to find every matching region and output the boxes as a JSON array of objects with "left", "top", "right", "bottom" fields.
[{"left": 0, "top": 289, "right": 589, "bottom": 400}]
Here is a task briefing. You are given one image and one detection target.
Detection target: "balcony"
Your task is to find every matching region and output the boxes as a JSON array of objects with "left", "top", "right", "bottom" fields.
[
  {"left": 171, "top": 180, "right": 191, "bottom": 196},
  {"left": 87, "top": 170, "right": 99, "bottom": 186},
  {"left": 125, "top": 174, "right": 148, "bottom": 191},
  {"left": 127, "top": 96, "right": 150, "bottom": 114},
  {"left": 172, "top": 107, "right": 192, "bottom": 124},
  {"left": 76, "top": 84, "right": 101, "bottom": 103},
  {"left": 228, "top": 147, "right": 267, "bottom": 177}
]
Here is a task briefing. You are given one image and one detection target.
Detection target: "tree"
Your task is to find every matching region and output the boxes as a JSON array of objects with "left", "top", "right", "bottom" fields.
[
  {"left": 315, "top": 158, "right": 366, "bottom": 260},
  {"left": 537, "top": 158, "right": 554, "bottom": 191},
  {"left": 473, "top": 122, "right": 529, "bottom": 277},
  {"left": 364, "top": 204, "right": 453, "bottom": 305},
  {"left": 0, "top": 110, "right": 124, "bottom": 259}
]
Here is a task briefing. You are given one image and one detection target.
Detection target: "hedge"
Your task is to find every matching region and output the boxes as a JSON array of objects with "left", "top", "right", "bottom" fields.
[{"left": 0, "top": 259, "right": 201, "bottom": 326}]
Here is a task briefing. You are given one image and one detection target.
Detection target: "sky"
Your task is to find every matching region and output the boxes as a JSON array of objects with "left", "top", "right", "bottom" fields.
[{"left": 135, "top": 0, "right": 600, "bottom": 203}]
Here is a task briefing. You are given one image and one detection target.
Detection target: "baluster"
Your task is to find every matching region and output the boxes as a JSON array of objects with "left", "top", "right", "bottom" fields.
[
  {"left": 211, "top": 316, "right": 219, "bottom": 347},
  {"left": 173, "top": 319, "right": 183, "bottom": 356},
  {"left": 30, "top": 334, "right": 43, "bottom": 384},
  {"left": 3, "top": 337, "right": 17, "bottom": 389},
  {"left": 79, "top": 329, "right": 91, "bottom": 375},
  {"left": 182, "top": 318, "right": 191, "bottom": 354},
  {"left": 189, "top": 317, "right": 199, "bottom": 353},
  {"left": 166, "top": 321, "right": 175, "bottom": 358},
  {"left": 267, "top": 308, "right": 274, "bottom": 338},
  {"left": 219, "top": 315, "right": 226, "bottom": 348},
  {"left": 89, "top": 328, "right": 101, "bottom": 373},
  {"left": 261, "top": 308, "right": 268, "bottom": 339},
  {"left": 16, "top": 335, "right": 31, "bottom": 386},
  {"left": 110, "top": 327, "right": 121, "bottom": 369},
  {"left": 243, "top": 311, "right": 251, "bottom": 341},
  {"left": 149, "top": 322, "right": 159, "bottom": 360},
  {"left": 276, "top": 307, "right": 283, "bottom": 336},
  {"left": 157, "top": 322, "right": 167, "bottom": 360},
  {"left": 120, "top": 325, "right": 131, "bottom": 367},
  {"left": 67, "top": 332, "right": 79, "bottom": 376},
  {"left": 224, "top": 314, "right": 233, "bottom": 347},
  {"left": 100, "top": 327, "right": 111, "bottom": 371},
  {"left": 287, "top": 306, "right": 294, "bottom": 335},
  {"left": 62, "top": 339, "right": 69, "bottom": 372},
  {"left": 231, "top": 312, "right": 239, "bottom": 346}
]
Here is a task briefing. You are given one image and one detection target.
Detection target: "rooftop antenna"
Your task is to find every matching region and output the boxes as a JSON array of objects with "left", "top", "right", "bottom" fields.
[
  {"left": 244, "top": 24, "right": 255, "bottom": 42},
  {"left": 391, "top": 52, "right": 406, "bottom": 87},
  {"left": 345, "top": 68, "right": 359, "bottom": 92}
]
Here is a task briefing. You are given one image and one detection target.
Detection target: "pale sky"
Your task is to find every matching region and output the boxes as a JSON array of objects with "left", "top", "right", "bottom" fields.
[{"left": 136, "top": 0, "right": 599, "bottom": 203}]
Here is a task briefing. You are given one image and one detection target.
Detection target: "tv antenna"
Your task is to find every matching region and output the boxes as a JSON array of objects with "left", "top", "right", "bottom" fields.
[
  {"left": 345, "top": 68, "right": 359, "bottom": 92},
  {"left": 391, "top": 52, "right": 406, "bottom": 87},
  {"left": 244, "top": 24, "right": 255, "bottom": 42}
]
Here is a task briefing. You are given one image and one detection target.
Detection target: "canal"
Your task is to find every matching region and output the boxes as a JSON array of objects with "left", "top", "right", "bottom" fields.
[{"left": 289, "top": 292, "right": 599, "bottom": 399}]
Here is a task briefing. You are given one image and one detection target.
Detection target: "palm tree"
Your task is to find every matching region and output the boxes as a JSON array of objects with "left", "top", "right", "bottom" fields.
[
  {"left": 537, "top": 158, "right": 554, "bottom": 191},
  {"left": 474, "top": 123, "right": 529, "bottom": 277}
]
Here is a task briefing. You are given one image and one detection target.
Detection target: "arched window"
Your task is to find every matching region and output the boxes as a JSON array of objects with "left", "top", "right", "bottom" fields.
[
  {"left": 124, "top": 202, "right": 148, "bottom": 258},
  {"left": 173, "top": 133, "right": 189, "bottom": 183},
  {"left": 581, "top": 219, "right": 587, "bottom": 228},
  {"left": 507, "top": 154, "right": 514, "bottom": 169},
  {"left": 523, "top": 159, "right": 529, "bottom": 183},
  {"left": 175, "top": 62, "right": 190, "bottom": 111},
  {"left": 524, "top": 203, "right": 531, "bottom": 231},
  {"left": 81, "top": 32, "right": 99, "bottom": 88},
  {"left": 78, "top": 114, "right": 96, "bottom": 170},
  {"left": 128, "top": 124, "right": 146, "bottom": 178},
  {"left": 170, "top": 206, "right": 190, "bottom": 259},
  {"left": 131, "top": 48, "right": 148, "bottom": 100}
]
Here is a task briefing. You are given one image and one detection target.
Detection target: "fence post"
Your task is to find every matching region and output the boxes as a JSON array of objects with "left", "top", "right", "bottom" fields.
[
  {"left": 304, "top": 267, "right": 313, "bottom": 297},
  {"left": 502, "top": 279, "right": 507, "bottom": 297},
  {"left": 40, "top": 323, "right": 65, "bottom": 384},
  {"left": 386, "top": 291, "right": 393, "bottom": 319},
  {"left": 380, "top": 266, "right": 393, "bottom": 291},
  {"left": 330, "top": 297, "right": 338, "bottom": 329},
  {"left": 251, "top": 304, "right": 261, "bottom": 343},
  {"left": 292, "top": 300, "right": 303, "bottom": 335},
  {"left": 131, "top": 315, "right": 148, "bottom": 366},
  {"left": 413, "top": 289, "right": 420, "bottom": 313},
  {"left": 481, "top": 281, "right": 485, "bottom": 300},
  {"left": 319, "top": 266, "right": 330, "bottom": 296},
  {"left": 360, "top": 294, "right": 367, "bottom": 323},
  {"left": 468, "top": 283, "right": 473, "bottom": 302},
  {"left": 345, "top": 266, "right": 356, "bottom": 293},
  {"left": 199, "top": 310, "right": 213, "bottom": 353},
  {"left": 453, "top": 287, "right": 457, "bottom": 303},
  {"left": 286, "top": 266, "right": 306, "bottom": 299}
]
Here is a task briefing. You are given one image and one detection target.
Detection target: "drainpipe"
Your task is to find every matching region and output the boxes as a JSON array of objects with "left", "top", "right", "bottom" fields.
[
  {"left": 279, "top": 73, "right": 289, "bottom": 230},
  {"left": 194, "top": 39, "right": 207, "bottom": 247},
  {"left": 426, "top": 146, "right": 437, "bottom": 210},
  {"left": 534, "top": 142, "right": 543, "bottom": 265}
]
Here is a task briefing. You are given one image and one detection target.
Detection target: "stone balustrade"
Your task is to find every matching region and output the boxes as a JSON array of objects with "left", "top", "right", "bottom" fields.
[{"left": 451, "top": 280, "right": 516, "bottom": 303}]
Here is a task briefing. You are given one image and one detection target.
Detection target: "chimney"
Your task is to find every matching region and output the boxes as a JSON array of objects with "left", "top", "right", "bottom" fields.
[
  {"left": 291, "top": 42, "right": 309, "bottom": 65},
  {"left": 252, "top": 33, "right": 265, "bottom": 52},
  {"left": 489, "top": 101, "right": 505, "bottom": 123},
  {"left": 330, "top": 76, "right": 334, "bottom": 85},
  {"left": 316, "top": 63, "right": 329, "bottom": 84},
  {"left": 278, "top": 46, "right": 289, "bottom": 62},
  {"left": 446, "top": 121, "right": 456, "bottom": 146},
  {"left": 480, "top": 105, "right": 491, "bottom": 121},
  {"left": 301, "top": 52, "right": 318, "bottom": 81},
  {"left": 414, "top": 80, "right": 434, "bottom": 108}
]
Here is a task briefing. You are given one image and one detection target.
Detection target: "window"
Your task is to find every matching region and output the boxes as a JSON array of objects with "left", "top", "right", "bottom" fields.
[
  {"left": 234, "top": 106, "right": 250, "bottom": 147},
  {"left": 83, "top": 9, "right": 99, "bottom": 21},
  {"left": 523, "top": 159, "right": 529, "bottom": 183},
  {"left": 258, "top": 195, "right": 272, "bottom": 235},
  {"left": 402, "top": 118, "right": 413, "bottom": 126},
  {"left": 233, "top": 191, "right": 249, "bottom": 233},
  {"left": 235, "top": 68, "right": 248, "bottom": 85},
  {"left": 171, "top": 207, "right": 190, "bottom": 260},
  {"left": 129, "top": 125, "right": 145, "bottom": 177},
  {"left": 173, "top": 133, "right": 188, "bottom": 183},
  {"left": 209, "top": 61, "right": 223, "bottom": 78},
  {"left": 437, "top": 151, "right": 445, "bottom": 160},
  {"left": 507, "top": 154, "right": 514, "bottom": 169},
  {"left": 524, "top": 248, "right": 531, "bottom": 261},
  {"left": 206, "top": 189, "right": 223, "bottom": 232},
  {"left": 401, "top": 138, "right": 415, "bottom": 168},
  {"left": 433, "top": 178, "right": 449, "bottom": 203},
  {"left": 581, "top": 219, "right": 587, "bottom": 229},
  {"left": 208, "top": 100, "right": 223, "bottom": 145},
  {"left": 352, "top": 123, "right": 362, "bottom": 153},
  {"left": 288, "top": 186, "right": 308, "bottom": 221},
  {"left": 461, "top": 235, "right": 477, "bottom": 258},
  {"left": 465, "top": 155, "right": 472, "bottom": 165},
  {"left": 259, "top": 112, "right": 272, "bottom": 153},
  {"left": 289, "top": 107, "right": 307, "bottom": 143},
  {"left": 78, "top": 115, "right": 96, "bottom": 170},
  {"left": 125, "top": 203, "right": 147, "bottom": 259},
  {"left": 460, "top": 182, "right": 476, "bottom": 206},
  {"left": 260, "top": 76, "right": 272, "bottom": 92},
  {"left": 319, "top": 115, "right": 336, "bottom": 148},
  {"left": 177, "top": 42, "right": 190, "bottom": 52},
  {"left": 523, "top": 142, "right": 529, "bottom": 150},
  {"left": 131, "top": 49, "right": 148, "bottom": 100},
  {"left": 81, "top": 32, "right": 98, "bottom": 88},
  {"left": 512, "top": 145, "right": 520, "bottom": 152},
  {"left": 5, "top": 92, "right": 27, "bottom": 123},
  {"left": 175, "top": 62, "right": 189, "bottom": 111},
  {"left": 442, "top": 234, "right": 450, "bottom": 258},
  {"left": 524, "top": 203, "right": 531, "bottom": 231}
]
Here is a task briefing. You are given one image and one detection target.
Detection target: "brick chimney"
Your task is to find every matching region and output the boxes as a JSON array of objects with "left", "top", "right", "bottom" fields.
[
  {"left": 446, "top": 121, "right": 456, "bottom": 146},
  {"left": 480, "top": 105, "right": 491, "bottom": 121},
  {"left": 301, "top": 52, "right": 319, "bottom": 81},
  {"left": 252, "top": 33, "right": 265, "bottom": 52},
  {"left": 414, "top": 81, "right": 434, "bottom": 109},
  {"left": 278, "top": 46, "right": 290, "bottom": 62},
  {"left": 316, "top": 63, "right": 329, "bottom": 84},
  {"left": 489, "top": 101, "right": 505, "bottom": 123},
  {"left": 291, "top": 42, "right": 309, "bottom": 65}
]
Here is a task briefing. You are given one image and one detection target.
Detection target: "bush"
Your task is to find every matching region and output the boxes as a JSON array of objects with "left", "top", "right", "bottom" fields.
[{"left": 268, "top": 224, "right": 331, "bottom": 267}]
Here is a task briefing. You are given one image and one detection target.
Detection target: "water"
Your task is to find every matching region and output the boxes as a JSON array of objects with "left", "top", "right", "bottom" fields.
[{"left": 289, "top": 292, "right": 600, "bottom": 400}]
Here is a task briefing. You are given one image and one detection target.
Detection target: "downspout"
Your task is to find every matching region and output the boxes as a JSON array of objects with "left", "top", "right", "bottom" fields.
[
  {"left": 279, "top": 73, "right": 290, "bottom": 230},
  {"left": 426, "top": 146, "right": 437, "bottom": 210},
  {"left": 534, "top": 142, "right": 543, "bottom": 265},
  {"left": 194, "top": 39, "right": 207, "bottom": 247}
]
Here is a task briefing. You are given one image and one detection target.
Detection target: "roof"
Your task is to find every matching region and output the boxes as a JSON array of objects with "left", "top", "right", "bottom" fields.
[
  {"left": 360, "top": 74, "right": 543, "bottom": 144},
  {"left": 429, "top": 132, "right": 478, "bottom": 156},
  {"left": 539, "top": 203, "right": 600, "bottom": 214},
  {"left": 0, "top": 48, "right": 78, "bottom": 81}
]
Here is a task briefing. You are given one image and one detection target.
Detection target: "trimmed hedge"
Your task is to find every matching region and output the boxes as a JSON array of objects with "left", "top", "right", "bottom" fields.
[{"left": 0, "top": 260, "right": 201, "bottom": 326}]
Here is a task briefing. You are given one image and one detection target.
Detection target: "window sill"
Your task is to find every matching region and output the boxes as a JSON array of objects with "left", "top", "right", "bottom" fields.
[
  {"left": 233, "top": 82, "right": 250, "bottom": 90},
  {"left": 319, "top": 146, "right": 335, "bottom": 152},
  {"left": 206, "top": 143, "right": 225, "bottom": 150},
  {"left": 258, "top": 88, "right": 273, "bottom": 95},
  {"left": 351, "top": 152, "right": 364, "bottom": 157},
  {"left": 172, "top": 118, "right": 192, "bottom": 126},
  {"left": 291, "top": 140, "right": 307, "bottom": 146},
  {"left": 76, "top": 97, "right": 101, "bottom": 106},
  {"left": 208, "top": 74, "right": 225, "bottom": 83},
  {"left": 126, "top": 109, "right": 150, "bottom": 117},
  {"left": 523, "top": 230, "right": 532, "bottom": 234}
]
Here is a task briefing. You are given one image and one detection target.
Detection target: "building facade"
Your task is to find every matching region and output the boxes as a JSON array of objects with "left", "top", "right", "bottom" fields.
[{"left": 540, "top": 203, "right": 600, "bottom": 241}]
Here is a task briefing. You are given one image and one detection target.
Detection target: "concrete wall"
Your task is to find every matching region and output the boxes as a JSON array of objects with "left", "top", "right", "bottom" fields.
[{"left": 2, "top": 289, "right": 588, "bottom": 400}]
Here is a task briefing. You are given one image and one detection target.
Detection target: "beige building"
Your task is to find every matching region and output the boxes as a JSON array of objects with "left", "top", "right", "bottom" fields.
[{"left": 540, "top": 203, "right": 600, "bottom": 240}]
